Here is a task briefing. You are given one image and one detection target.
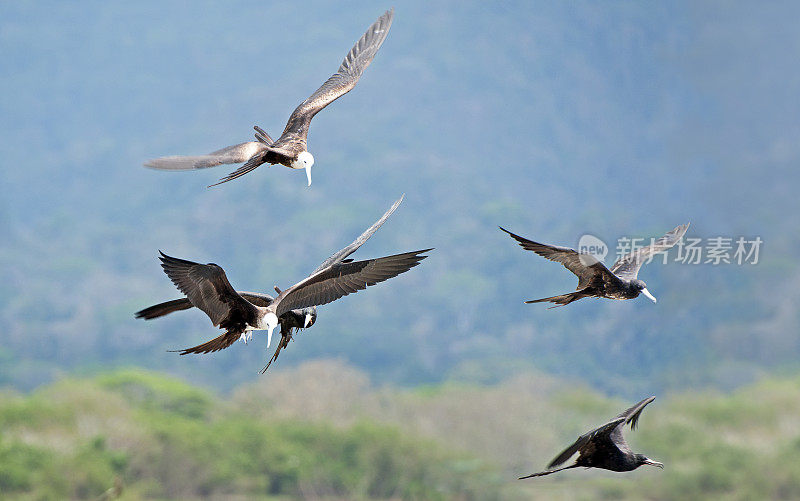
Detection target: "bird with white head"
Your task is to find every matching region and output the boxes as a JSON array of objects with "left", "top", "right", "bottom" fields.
[{"left": 143, "top": 9, "right": 394, "bottom": 188}]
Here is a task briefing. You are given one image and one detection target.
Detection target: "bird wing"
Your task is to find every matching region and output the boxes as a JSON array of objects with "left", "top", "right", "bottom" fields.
[
  {"left": 608, "top": 396, "right": 656, "bottom": 452},
  {"left": 238, "top": 292, "right": 276, "bottom": 307},
  {"left": 616, "top": 395, "right": 656, "bottom": 431},
  {"left": 273, "top": 249, "right": 431, "bottom": 316},
  {"left": 499, "top": 227, "right": 618, "bottom": 289},
  {"left": 158, "top": 251, "right": 254, "bottom": 327},
  {"left": 144, "top": 142, "right": 269, "bottom": 170},
  {"left": 310, "top": 195, "right": 404, "bottom": 275},
  {"left": 275, "top": 9, "right": 394, "bottom": 144},
  {"left": 547, "top": 417, "right": 626, "bottom": 469},
  {"left": 610, "top": 223, "right": 690, "bottom": 280}
]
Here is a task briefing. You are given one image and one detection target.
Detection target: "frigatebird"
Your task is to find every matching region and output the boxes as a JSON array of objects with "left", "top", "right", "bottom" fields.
[
  {"left": 144, "top": 8, "right": 394, "bottom": 187},
  {"left": 500, "top": 223, "right": 689, "bottom": 307},
  {"left": 519, "top": 396, "right": 663, "bottom": 479},
  {"left": 135, "top": 291, "right": 316, "bottom": 372},
  {"left": 138, "top": 195, "right": 431, "bottom": 369}
]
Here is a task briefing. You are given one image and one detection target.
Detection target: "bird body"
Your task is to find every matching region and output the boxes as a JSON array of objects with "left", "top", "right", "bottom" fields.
[
  {"left": 144, "top": 9, "right": 394, "bottom": 187},
  {"left": 137, "top": 195, "right": 431, "bottom": 371},
  {"left": 519, "top": 396, "right": 663, "bottom": 479},
  {"left": 136, "top": 292, "right": 316, "bottom": 370},
  {"left": 500, "top": 223, "right": 689, "bottom": 307}
]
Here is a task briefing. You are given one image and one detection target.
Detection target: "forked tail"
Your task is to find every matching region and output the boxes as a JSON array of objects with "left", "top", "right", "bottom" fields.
[
  {"left": 253, "top": 125, "right": 274, "bottom": 145},
  {"left": 525, "top": 288, "right": 592, "bottom": 308},
  {"left": 134, "top": 298, "right": 193, "bottom": 320},
  {"left": 260, "top": 327, "right": 295, "bottom": 374},
  {"left": 518, "top": 464, "right": 579, "bottom": 479}
]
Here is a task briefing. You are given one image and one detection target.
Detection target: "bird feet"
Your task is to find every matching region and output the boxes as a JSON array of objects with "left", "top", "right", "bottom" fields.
[{"left": 239, "top": 330, "right": 254, "bottom": 344}]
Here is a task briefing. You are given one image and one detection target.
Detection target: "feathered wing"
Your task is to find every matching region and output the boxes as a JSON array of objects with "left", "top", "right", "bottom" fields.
[
  {"left": 547, "top": 417, "right": 626, "bottom": 469},
  {"left": 616, "top": 396, "right": 656, "bottom": 431},
  {"left": 608, "top": 396, "right": 656, "bottom": 453},
  {"left": 276, "top": 9, "right": 394, "bottom": 143},
  {"left": 499, "top": 227, "right": 616, "bottom": 289},
  {"left": 530, "top": 397, "right": 656, "bottom": 476},
  {"left": 207, "top": 152, "right": 275, "bottom": 187},
  {"left": 158, "top": 251, "right": 254, "bottom": 327},
  {"left": 610, "top": 223, "right": 690, "bottom": 280},
  {"left": 239, "top": 292, "right": 276, "bottom": 307},
  {"left": 144, "top": 142, "right": 268, "bottom": 171},
  {"left": 311, "top": 195, "right": 404, "bottom": 275},
  {"left": 273, "top": 249, "right": 431, "bottom": 316}
]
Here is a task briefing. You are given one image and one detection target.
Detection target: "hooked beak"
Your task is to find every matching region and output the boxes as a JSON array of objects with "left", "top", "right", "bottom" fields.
[
  {"left": 263, "top": 311, "right": 279, "bottom": 348},
  {"left": 643, "top": 458, "right": 664, "bottom": 468},
  {"left": 641, "top": 288, "right": 657, "bottom": 303},
  {"left": 305, "top": 164, "right": 312, "bottom": 186},
  {"left": 266, "top": 324, "right": 275, "bottom": 349},
  {"left": 303, "top": 313, "right": 313, "bottom": 328}
]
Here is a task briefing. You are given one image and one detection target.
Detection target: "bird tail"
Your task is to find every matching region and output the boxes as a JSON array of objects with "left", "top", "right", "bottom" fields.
[
  {"left": 525, "top": 289, "right": 590, "bottom": 308},
  {"left": 134, "top": 298, "right": 193, "bottom": 320},
  {"left": 260, "top": 328, "right": 294, "bottom": 374},
  {"left": 518, "top": 464, "right": 579, "bottom": 479},
  {"left": 253, "top": 126, "right": 274, "bottom": 145}
]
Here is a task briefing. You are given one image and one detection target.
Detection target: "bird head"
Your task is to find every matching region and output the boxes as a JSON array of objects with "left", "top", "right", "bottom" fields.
[
  {"left": 635, "top": 454, "right": 664, "bottom": 469},
  {"left": 291, "top": 151, "right": 315, "bottom": 186},
  {"left": 303, "top": 307, "right": 317, "bottom": 329},
  {"left": 632, "top": 279, "right": 657, "bottom": 303},
  {"left": 264, "top": 311, "right": 279, "bottom": 348}
]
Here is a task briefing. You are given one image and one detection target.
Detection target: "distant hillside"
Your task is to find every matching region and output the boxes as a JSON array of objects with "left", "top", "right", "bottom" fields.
[
  {"left": 2, "top": 363, "right": 799, "bottom": 499},
  {"left": 0, "top": 1, "right": 798, "bottom": 393}
]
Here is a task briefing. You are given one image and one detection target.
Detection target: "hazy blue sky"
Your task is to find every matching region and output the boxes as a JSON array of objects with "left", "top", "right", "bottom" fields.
[{"left": 1, "top": 1, "right": 797, "bottom": 394}]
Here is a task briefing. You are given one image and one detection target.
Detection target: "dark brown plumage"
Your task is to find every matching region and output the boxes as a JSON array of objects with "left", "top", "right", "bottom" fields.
[
  {"left": 157, "top": 252, "right": 261, "bottom": 351},
  {"left": 136, "top": 195, "right": 431, "bottom": 370},
  {"left": 135, "top": 292, "right": 317, "bottom": 361},
  {"left": 519, "top": 396, "right": 663, "bottom": 479},
  {"left": 144, "top": 9, "right": 394, "bottom": 187}
]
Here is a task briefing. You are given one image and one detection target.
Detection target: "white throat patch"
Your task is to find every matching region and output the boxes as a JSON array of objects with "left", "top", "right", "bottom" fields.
[{"left": 291, "top": 151, "right": 315, "bottom": 186}]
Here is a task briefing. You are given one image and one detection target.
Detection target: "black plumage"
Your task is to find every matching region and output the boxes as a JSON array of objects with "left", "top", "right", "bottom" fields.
[
  {"left": 500, "top": 223, "right": 689, "bottom": 306},
  {"left": 519, "top": 396, "right": 663, "bottom": 479}
]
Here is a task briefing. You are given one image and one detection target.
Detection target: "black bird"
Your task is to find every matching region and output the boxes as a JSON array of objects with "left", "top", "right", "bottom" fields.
[
  {"left": 135, "top": 291, "right": 317, "bottom": 372},
  {"left": 500, "top": 223, "right": 689, "bottom": 307},
  {"left": 144, "top": 8, "right": 394, "bottom": 187},
  {"left": 137, "top": 195, "right": 431, "bottom": 369},
  {"left": 519, "top": 396, "right": 663, "bottom": 479}
]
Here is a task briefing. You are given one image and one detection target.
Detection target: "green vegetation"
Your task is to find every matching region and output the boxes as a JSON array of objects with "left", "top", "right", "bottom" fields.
[
  {"left": 1, "top": 363, "right": 799, "bottom": 499},
  {"left": 0, "top": 368, "right": 500, "bottom": 500}
]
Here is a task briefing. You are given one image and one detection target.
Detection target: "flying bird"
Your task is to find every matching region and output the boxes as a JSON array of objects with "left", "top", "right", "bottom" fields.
[
  {"left": 138, "top": 195, "right": 431, "bottom": 368},
  {"left": 500, "top": 223, "right": 689, "bottom": 307},
  {"left": 135, "top": 291, "right": 317, "bottom": 371},
  {"left": 144, "top": 8, "right": 395, "bottom": 187},
  {"left": 519, "top": 396, "right": 663, "bottom": 479}
]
